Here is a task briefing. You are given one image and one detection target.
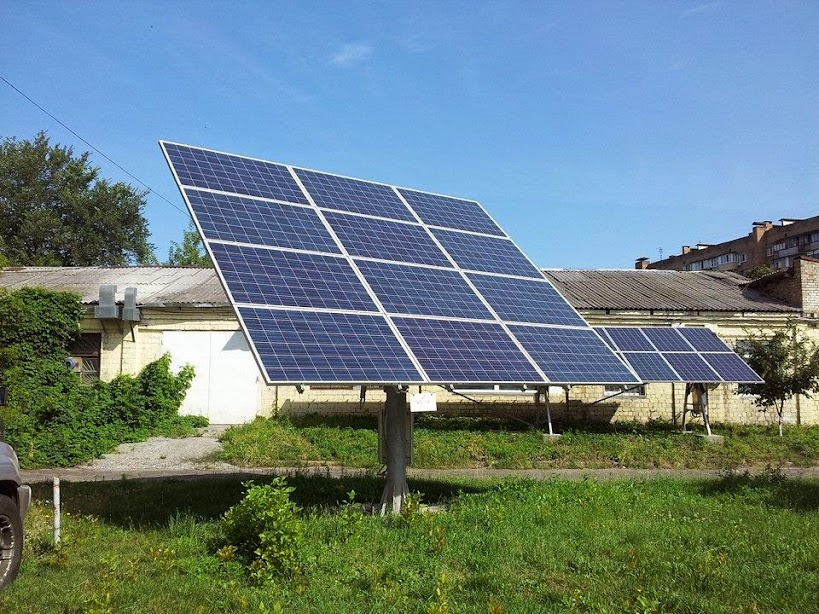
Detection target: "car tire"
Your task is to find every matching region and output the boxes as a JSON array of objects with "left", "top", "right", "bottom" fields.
[{"left": 0, "top": 493, "right": 23, "bottom": 590}]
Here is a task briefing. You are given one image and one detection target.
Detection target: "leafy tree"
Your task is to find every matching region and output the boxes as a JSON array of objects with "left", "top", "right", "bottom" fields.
[
  {"left": 167, "top": 222, "right": 212, "bottom": 267},
  {"left": 739, "top": 323, "right": 819, "bottom": 436},
  {"left": 744, "top": 264, "right": 775, "bottom": 280},
  {"left": 0, "top": 132, "right": 154, "bottom": 266}
]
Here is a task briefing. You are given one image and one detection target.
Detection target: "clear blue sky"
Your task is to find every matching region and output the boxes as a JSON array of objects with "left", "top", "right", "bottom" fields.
[{"left": 2, "top": 1, "right": 817, "bottom": 268}]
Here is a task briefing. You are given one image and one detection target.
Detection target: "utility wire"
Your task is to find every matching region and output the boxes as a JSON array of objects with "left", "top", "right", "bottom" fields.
[{"left": 1, "top": 75, "right": 188, "bottom": 217}]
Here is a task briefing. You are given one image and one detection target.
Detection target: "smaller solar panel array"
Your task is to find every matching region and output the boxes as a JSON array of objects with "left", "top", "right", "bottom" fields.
[{"left": 597, "top": 327, "right": 763, "bottom": 384}]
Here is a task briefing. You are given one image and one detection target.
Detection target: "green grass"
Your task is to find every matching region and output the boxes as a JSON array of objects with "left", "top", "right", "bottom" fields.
[
  {"left": 2, "top": 472, "right": 819, "bottom": 613},
  {"left": 217, "top": 415, "right": 819, "bottom": 470}
]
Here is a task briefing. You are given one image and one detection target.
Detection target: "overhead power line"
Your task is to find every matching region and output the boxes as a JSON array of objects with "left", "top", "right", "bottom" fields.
[{"left": 1, "top": 75, "right": 188, "bottom": 216}]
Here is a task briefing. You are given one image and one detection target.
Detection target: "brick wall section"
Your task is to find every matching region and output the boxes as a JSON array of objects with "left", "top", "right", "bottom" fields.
[
  {"left": 748, "top": 257, "right": 819, "bottom": 316},
  {"left": 798, "top": 257, "right": 819, "bottom": 316}
]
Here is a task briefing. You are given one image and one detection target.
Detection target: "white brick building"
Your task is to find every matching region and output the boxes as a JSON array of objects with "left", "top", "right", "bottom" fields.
[{"left": 2, "top": 261, "right": 818, "bottom": 426}]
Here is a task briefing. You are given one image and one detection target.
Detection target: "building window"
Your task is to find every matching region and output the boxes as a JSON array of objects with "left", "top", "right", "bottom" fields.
[
  {"left": 67, "top": 333, "right": 102, "bottom": 384},
  {"left": 768, "top": 237, "right": 799, "bottom": 256},
  {"left": 685, "top": 252, "right": 741, "bottom": 271},
  {"left": 603, "top": 384, "right": 647, "bottom": 397}
]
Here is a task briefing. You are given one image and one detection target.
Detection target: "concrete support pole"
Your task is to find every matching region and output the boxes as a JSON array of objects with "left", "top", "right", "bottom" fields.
[{"left": 379, "top": 386, "right": 409, "bottom": 515}]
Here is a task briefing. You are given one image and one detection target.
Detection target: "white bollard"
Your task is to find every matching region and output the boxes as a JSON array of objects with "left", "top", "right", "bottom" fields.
[{"left": 53, "top": 476, "right": 61, "bottom": 544}]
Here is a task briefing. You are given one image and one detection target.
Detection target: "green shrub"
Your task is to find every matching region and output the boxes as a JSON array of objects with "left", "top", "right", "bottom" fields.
[
  {"left": 220, "top": 478, "right": 305, "bottom": 582},
  {"left": 0, "top": 287, "right": 200, "bottom": 467}
]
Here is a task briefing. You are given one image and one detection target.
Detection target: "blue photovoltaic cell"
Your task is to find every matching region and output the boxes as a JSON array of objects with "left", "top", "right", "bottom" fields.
[
  {"left": 641, "top": 328, "right": 693, "bottom": 352},
  {"left": 510, "top": 326, "right": 639, "bottom": 383},
  {"left": 295, "top": 168, "right": 414, "bottom": 221},
  {"left": 663, "top": 353, "right": 720, "bottom": 382},
  {"left": 323, "top": 211, "right": 451, "bottom": 267},
  {"left": 433, "top": 229, "right": 542, "bottom": 278},
  {"left": 357, "top": 260, "right": 492, "bottom": 319},
  {"left": 239, "top": 308, "right": 421, "bottom": 382},
  {"left": 185, "top": 189, "right": 340, "bottom": 253},
  {"left": 702, "top": 353, "right": 763, "bottom": 383},
  {"left": 210, "top": 243, "right": 377, "bottom": 312},
  {"left": 622, "top": 352, "right": 680, "bottom": 382},
  {"left": 603, "top": 328, "right": 655, "bottom": 352},
  {"left": 467, "top": 273, "right": 586, "bottom": 326},
  {"left": 393, "top": 318, "right": 542, "bottom": 382},
  {"left": 164, "top": 143, "right": 308, "bottom": 204},
  {"left": 398, "top": 188, "right": 504, "bottom": 236},
  {"left": 678, "top": 328, "right": 731, "bottom": 352}
]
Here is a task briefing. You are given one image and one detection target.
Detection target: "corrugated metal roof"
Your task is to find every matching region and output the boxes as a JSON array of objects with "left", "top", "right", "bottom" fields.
[
  {"left": 542, "top": 269, "right": 797, "bottom": 313},
  {"left": 1, "top": 266, "right": 796, "bottom": 314},
  {"left": 0, "top": 267, "right": 229, "bottom": 306}
]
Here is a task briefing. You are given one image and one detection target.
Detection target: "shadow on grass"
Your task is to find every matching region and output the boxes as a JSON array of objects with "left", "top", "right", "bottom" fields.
[
  {"left": 699, "top": 469, "right": 819, "bottom": 512},
  {"left": 29, "top": 473, "right": 490, "bottom": 528}
]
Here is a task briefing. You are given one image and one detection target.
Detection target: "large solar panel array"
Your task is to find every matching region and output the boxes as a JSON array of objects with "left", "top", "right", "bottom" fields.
[
  {"left": 597, "top": 327, "right": 763, "bottom": 384},
  {"left": 162, "top": 141, "right": 641, "bottom": 385}
]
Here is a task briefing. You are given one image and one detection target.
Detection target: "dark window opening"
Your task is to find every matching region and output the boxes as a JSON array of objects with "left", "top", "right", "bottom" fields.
[{"left": 68, "top": 333, "right": 102, "bottom": 384}]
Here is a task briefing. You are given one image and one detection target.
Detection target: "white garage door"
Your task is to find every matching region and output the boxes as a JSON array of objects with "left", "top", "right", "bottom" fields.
[{"left": 161, "top": 330, "right": 262, "bottom": 424}]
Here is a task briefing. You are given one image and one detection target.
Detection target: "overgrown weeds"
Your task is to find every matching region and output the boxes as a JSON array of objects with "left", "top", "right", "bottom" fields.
[
  {"left": 4, "top": 474, "right": 819, "bottom": 612},
  {"left": 218, "top": 415, "right": 819, "bottom": 471},
  {"left": 0, "top": 287, "right": 204, "bottom": 467}
]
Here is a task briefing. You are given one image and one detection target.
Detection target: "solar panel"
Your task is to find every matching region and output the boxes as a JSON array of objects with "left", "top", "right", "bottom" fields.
[
  {"left": 162, "top": 141, "right": 640, "bottom": 385},
  {"left": 701, "top": 353, "right": 764, "bottom": 383},
  {"left": 596, "top": 327, "right": 763, "bottom": 384},
  {"left": 393, "top": 317, "right": 543, "bottom": 383},
  {"left": 398, "top": 188, "right": 505, "bottom": 236},
  {"left": 356, "top": 261, "right": 493, "bottom": 319},
  {"left": 678, "top": 327, "right": 732, "bottom": 352},
  {"left": 165, "top": 143, "right": 308, "bottom": 204},
  {"left": 621, "top": 352, "right": 680, "bottom": 382},
  {"left": 432, "top": 229, "right": 543, "bottom": 278},
  {"left": 185, "top": 189, "right": 340, "bottom": 253},
  {"left": 323, "top": 211, "right": 451, "bottom": 267},
  {"left": 602, "top": 327, "right": 654, "bottom": 352},
  {"left": 510, "top": 326, "right": 639, "bottom": 384},
  {"left": 239, "top": 308, "right": 420, "bottom": 383},
  {"left": 468, "top": 273, "right": 587, "bottom": 326},
  {"left": 663, "top": 352, "right": 721, "bottom": 382},
  {"left": 210, "top": 243, "right": 377, "bottom": 312},
  {"left": 295, "top": 168, "right": 414, "bottom": 221},
  {"left": 642, "top": 327, "right": 693, "bottom": 352}
]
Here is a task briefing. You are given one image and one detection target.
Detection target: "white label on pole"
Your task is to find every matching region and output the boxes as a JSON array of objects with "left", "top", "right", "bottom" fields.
[{"left": 410, "top": 392, "right": 437, "bottom": 413}]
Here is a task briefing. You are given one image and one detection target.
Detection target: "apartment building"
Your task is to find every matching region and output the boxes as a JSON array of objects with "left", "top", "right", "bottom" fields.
[{"left": 638, "top": 215, "right": 819, "bottom": 274}]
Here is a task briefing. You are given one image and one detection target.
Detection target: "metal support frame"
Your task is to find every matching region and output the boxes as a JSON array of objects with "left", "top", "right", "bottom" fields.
[{"left": 681, "top": 383, "right": 713, "bottom": 436}]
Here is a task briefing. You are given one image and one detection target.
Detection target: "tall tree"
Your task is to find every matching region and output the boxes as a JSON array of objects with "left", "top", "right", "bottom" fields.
[
  {"left": 166, "top": 222, "right": 212, "bottom": 267},
  {"left": 0, "top": 132, "right": 154, "bottom": 266},
  {"left": 740, "top": 323, "right": 819, "bottom": 435}
]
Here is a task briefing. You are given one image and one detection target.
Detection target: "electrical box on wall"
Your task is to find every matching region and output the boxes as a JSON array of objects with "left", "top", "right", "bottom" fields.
[{"left": 94, "top": 284, "right": 119, "bottom": 319}]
